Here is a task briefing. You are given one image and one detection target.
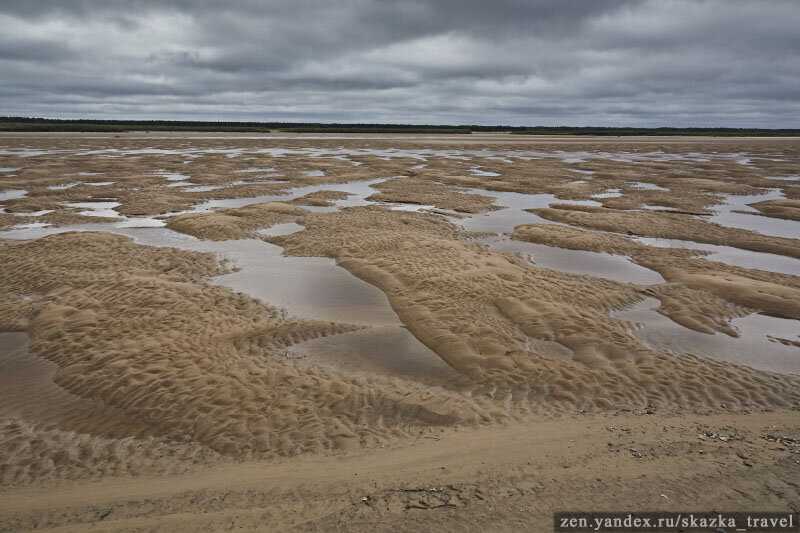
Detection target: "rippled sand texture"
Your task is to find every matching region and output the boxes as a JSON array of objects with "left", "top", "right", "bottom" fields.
[
  {"left": 274, "top": 206, "right": 799, "bottom": 402},
  {"left": 1, "top": 134, "right": 799, "bottom": 492},
  {"left": 0, "top": 233, "right": 492, "bottom": 485}
]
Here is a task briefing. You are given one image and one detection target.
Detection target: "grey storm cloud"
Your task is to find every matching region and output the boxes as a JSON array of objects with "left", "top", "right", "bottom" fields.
[{"left": 0, "top": 0, "right": 798, "bottom": 126}]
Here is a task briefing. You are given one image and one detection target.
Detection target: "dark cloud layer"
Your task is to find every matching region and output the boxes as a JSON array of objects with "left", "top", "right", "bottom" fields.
[{"left": 1, "top": 0, "right": 798, "bottom": 126}]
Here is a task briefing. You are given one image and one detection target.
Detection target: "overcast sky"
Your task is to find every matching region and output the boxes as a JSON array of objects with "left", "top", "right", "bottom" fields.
[{"left": 1, "top": 0, "right": 798, "bottom": 126}]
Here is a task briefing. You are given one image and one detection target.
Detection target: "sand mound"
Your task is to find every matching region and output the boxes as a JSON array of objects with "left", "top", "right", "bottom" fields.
[
  {"left": 292, "top": 190, "right": 349, "bottom": 207},
  {"left": 644, "top": 284, "right": 748, "bottom": 336},
  {"left": 367, "top": 177, "right": 497, "bottom": 213},
  {"left": 0, "top": 332, "right": 156, "bottom": 439},
  {"left": 532, "top": 205, "right": 800, "bottom": 259},
  {"left": 167, "top": 202, "right": 305, "bottom": 240},
  {"left": 274, "top": 206, "right": 800, "bottom": 412},
  {"left": 669, "top": 272, "right": 800, "bottom": 319},
  {"left": 0, "top": 232, "right": 500, "bottom": 482},
  {"left": 513, "top": 224, "right": 644, "bottom": 255},
  {"left": 0, "top": 213, "right": 17, "bottom": 230},
  {"left": 0, "top": 417, "right": 222, "bottom": 486},
  {"left": 751, "top": 198, "right": 800, "bottom": 221},
  {"left": 116, "top": 189, "right": 197, "bottom": 217},
  {"left": 513, "top": 222, "right": 800, "bottom": 327}
]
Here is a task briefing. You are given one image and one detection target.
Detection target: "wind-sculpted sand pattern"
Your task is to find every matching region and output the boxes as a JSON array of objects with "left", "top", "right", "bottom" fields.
[
  {"left": 272, "top": 207, "right": 799, "bottom": 410},
  {"left": 0, "top": 232, "right": 499, "bottom": 485},
  {"left": 532, "top": 205, "right": 800, "bottom": 259},
  {"left": 751, "top": 198, "right": 800, "bottom": 221},
  {"left": 166, "top": 202, "right": 305, "bottom": 240},
  {"left": 366, "top": 176, "right": 497, "bottom": 213},
  {"left": 1, "top": 133, "right": 799, "bottom": 507},
  {"left": 525, "top": 207, "right": 800, "bottom": 322}
]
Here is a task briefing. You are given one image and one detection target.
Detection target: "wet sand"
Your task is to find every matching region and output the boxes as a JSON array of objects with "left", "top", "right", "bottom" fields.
[{"left": 1, "top": 133, "right": 799, "bottom": 531}]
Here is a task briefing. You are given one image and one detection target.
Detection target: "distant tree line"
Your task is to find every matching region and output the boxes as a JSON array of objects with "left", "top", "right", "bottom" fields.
[
  {"left": 510, "top": 126, "right": 800, "bottom": 136},
  {"left": 1, "top": 117, "right": 797, "bottom": 136}
]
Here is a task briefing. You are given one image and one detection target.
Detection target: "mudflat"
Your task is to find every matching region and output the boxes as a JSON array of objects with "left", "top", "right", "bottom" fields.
[{"left": 0, "top": 133, "right": 798, "bottom": 531}]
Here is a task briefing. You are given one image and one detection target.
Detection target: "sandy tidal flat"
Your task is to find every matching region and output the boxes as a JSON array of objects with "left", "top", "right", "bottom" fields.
[{"left": 0, "top": 133, "right": 799, "bottom": 531}]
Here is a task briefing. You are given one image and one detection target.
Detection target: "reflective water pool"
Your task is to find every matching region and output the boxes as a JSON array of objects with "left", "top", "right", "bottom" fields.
[
  {"left": 707, "top": 189, "right": 800, "bottom": 239},
  {"left": 636, "top": 237, "right": 800, "bottom": 277},
  {"left": 613, "top": 298, "right": 800, "bottom": 374},
  {"left": 483, "top": 236, "right": 665, "bottom": 285}
]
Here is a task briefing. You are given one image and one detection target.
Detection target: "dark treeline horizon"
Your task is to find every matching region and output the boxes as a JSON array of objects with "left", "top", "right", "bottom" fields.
[{"left": 2, "top": 117, "right": 799, "bottom": 136}]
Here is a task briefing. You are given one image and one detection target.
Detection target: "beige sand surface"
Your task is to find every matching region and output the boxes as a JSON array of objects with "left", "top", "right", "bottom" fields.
[
  {"left": 532, "top": 205, "right": 800, "bottom": 259},
  {"left": 752, "top": 198, "right": 800, "bottom": 221},
  {"left": 1, "top": 232, "right": 492, "bottom": 482},
  {"left": 291, "top": 190, "right": 350, "bottom": 207},
  {"left": 167, "top": 202, "right": 305, "bottom": 240},
  {"left": 1, "top": 134, "right": 799, "bottom": 531},
  {"left": 273, "top": 206, "right": 798, "bottom": 408},
  {"left": 0, "top": 411, "right": 797, "bottom": 532},
  {"left": 511, "top": 222, "right": 800, "bottom": 326},
  {"left": 367, "top": 177, "right": 497, "bottom": 213}
]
